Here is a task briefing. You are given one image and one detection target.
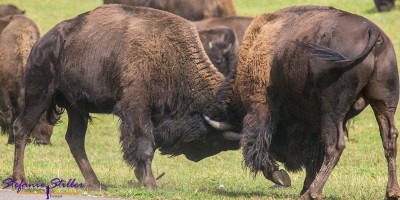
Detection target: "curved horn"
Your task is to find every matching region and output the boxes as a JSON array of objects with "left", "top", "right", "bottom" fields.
[
  {"left": 203, "top": 115, "right": 234, "bottom": 131},
  {"left": 222, "top": 131, "right": 241, "bottom": 141}
]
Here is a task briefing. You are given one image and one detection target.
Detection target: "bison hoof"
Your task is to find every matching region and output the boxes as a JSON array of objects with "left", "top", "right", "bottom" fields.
[
  {"left": 300, "top": 190, "right": 322, "bottom": 200},
  {"left": 86, "top": 183, "right": 107, "bottom": 191},
  {"left": 269, "top": 184, "right": 291, "bottom": 189},
  {"left": 387, "top": 188, "right": 400, "bottom": 200},
  {"left": 270, "top": 169, "right": 291, "bottom": 187},
  {"left": 12, "top": 174, "right": 26, "bottom": 184},
  {"left": 144, "top": 181, "right": 157, "bottom": 190}
]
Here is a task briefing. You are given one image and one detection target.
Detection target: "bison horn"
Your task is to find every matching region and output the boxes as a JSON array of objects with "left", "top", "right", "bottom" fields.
[
  {"left": 223, "top": 43, "right": 232, "bottom": 54},
  {"left": 222, "top": 131, "right": 241, "bottom": 141},
  {"left": 203, "top": 115, "right": 234, "bottom": 131}
]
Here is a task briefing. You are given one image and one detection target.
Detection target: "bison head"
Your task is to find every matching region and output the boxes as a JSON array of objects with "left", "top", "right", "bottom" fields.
[
  {"left": 198, "top": 27, "right": 238, "bottom": 76},
  {"left": 154, "top": 112, "right": 241, "bottom": 162}
]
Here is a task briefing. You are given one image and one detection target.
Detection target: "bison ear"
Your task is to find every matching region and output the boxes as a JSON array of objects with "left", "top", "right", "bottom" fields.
[{"left": 223, "top": 43, "right": 232, "bottom": 54}]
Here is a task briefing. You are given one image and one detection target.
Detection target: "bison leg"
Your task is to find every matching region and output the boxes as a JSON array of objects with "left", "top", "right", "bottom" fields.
[
  {"left": 65, "top": 107, "right": 104, "bottom": 190},
  {"left": 301, "top": 116, "right": 346, "bottom": 200},
  {"left": 120, "top": 109, "right": 156, "bottom": 189},
  {"left": 364, "top": 59, "right": 400, "bottom": 199},
  {"left": 6, "top": 109, "right": 15, "bottom": 144},
  {"left": 368, "top": 99, "right": 400, "bottom": 199},
  {"left": 13, "top": 98, "right": 51, "bottom": 183},
  {"left": 0, "top": 91, "right": 15, "bottom": 144},
  {"left": 301, "top": 150, "right": 324, "bottom": 195}
]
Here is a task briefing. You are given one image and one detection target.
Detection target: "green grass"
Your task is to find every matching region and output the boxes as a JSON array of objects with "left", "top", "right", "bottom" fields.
[{"left": 0, "top": 0, "right": 400, "bottom": 199}]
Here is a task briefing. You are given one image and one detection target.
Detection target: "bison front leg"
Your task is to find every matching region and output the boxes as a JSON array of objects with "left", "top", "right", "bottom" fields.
[
  {"left": 301, "top": 115, "right": 346, "bottom": 200},
  {"left": 120, "top": 110, "right": 157, "bottom": 189}
]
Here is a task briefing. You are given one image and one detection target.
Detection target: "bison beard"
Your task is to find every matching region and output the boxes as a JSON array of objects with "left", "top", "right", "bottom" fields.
[{"left": 241, "top": 107, "right": 277, "bottom": 173}]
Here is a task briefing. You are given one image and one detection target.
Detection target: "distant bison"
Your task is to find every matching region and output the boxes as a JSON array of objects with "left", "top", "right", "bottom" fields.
[
  {"left": 0, "top": 15, "right": 53, "bottom": 145},
  {"left": 374, "top": 0, "right": 395, "bottom": 11},
  {"left": 13, "top": 5, "right": 239, "bottom": 190},
  {"left": 103, "top": 0, "right": 237, "bottom": 21},
  {"left": 209, "top": 5, "right": 400, "bottom": 199},
  {"left": 198, "top": 26, "right": 238, "bottom": 76},
  {"left": 0, "top": 4, "right": 25, "bottom": 17},
  {"left": 194, "top": 16, "right": 253, "bottom": 45}
]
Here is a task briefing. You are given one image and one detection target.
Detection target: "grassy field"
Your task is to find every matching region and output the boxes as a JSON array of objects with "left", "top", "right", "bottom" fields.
[{"left": 0, "top": 0, "right": 400, "bottom": 199}]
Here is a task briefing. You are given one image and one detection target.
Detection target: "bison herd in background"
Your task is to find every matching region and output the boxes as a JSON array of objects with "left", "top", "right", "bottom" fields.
[{"left": 0, "top": 0, "right": 399, "bottom": 199}]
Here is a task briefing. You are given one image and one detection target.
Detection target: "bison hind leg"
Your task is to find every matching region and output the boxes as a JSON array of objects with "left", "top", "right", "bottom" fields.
[{"left": 64, "top": 106, "right": 106, "bottom": 191}]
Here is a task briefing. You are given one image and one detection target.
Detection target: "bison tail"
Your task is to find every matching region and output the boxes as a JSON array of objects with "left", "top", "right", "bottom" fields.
[
  {"left": 298, "top": 27, "right": 380, "bottom": 79},
  {"left": 241, "top": 108, "right": 277, "bottom": 175},
  {"left": 46, "top": 98, "right": 64, "bottom": 125}
]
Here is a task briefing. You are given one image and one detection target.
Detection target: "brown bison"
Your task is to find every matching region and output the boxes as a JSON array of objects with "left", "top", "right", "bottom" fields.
[
  {"left": 374, "top": 0, "right": 395, "bottom": 11},
  {"left": 0, "top": 4, "right": 24, "bottom": 18},
  {"left": 194, "top": 16, "right": 253, "bottom": 45},
  {"left": 0, "top": 15, "right": 53, "bottom": 145},
  {"left": 103, "top": 0, "right": 237, "bottom": 21},
  {"left": 208, "top": 6, "right": 400, "bottom": 199},
  {"left": 13, "top": 5, "right": 239, "bottom": 190},
  {"left": 198, "top": 26, "right": 238, "bottom": 76}
]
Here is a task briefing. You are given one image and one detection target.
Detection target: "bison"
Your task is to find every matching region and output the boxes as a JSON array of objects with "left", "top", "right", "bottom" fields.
[
  {"left": 0, "top": 4, "right": 24, "bottom": 18},
  {"left": 13, "top": 5, "right": 239, "bottom": 190},
  {"left": 0, "top": 15, "right": 53, "bottom": 145},
  {"left": 374, "top": 0, "right": 395, "bottom": 12},
  {"left": 198, "top": 26, "right": 238, "bottom": 76},
  {"left": 207, "top": 5, "right": 400, "bottom": 199},
  {"left": 194, "top": 16, "right": 253, "bottom": 45},
  {"left": 103, "top": 0, "right": 237, "bottom": 21}
]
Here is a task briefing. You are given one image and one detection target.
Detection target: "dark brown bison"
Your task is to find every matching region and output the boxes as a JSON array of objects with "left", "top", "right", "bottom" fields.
[
  {"left": 13, "top": 5, "right": 239, "bottom": 190},
  {"left": 0, "top": 15, "right": 53, "bottom": 145},
  {"left": 374, "top": 0, "right": 395, "bottom": 11},
  {"left": 0, "top": 4, "right": 24, "bottom": 18},
  {"left": 194, "top": 16, "right": 253, "bottom": 45},
  {"left": 198, "top": 26, "right": 238, "bottom": 76},
  {"left": 208, "top": 6, "right": 400, "bottom": 199},
  {"left": 103, "top": 0, "right": 237, "bottom": 21}
]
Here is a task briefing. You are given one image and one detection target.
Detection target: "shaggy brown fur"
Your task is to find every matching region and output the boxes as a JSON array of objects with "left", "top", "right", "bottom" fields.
[
  {"left": 194, "top": 16, "right": 253, "bottom": 45},
  {"left": 198, "top": 26, "right": 238, "bottom": 76},
  {"left": 13, "top": 5, "right": 239, "bottom": 190},
  {"left": 218, "top": 5, "right": 399, "bottom": 199},
  {"left": 104, "top": 0, "right": 237, "bottom": 21},
  {"left": 0, "top": 4, "right": 24, "bottom": 18},
  {"left": 0, "top": 15, "right": 53, "bottom": 145}
]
